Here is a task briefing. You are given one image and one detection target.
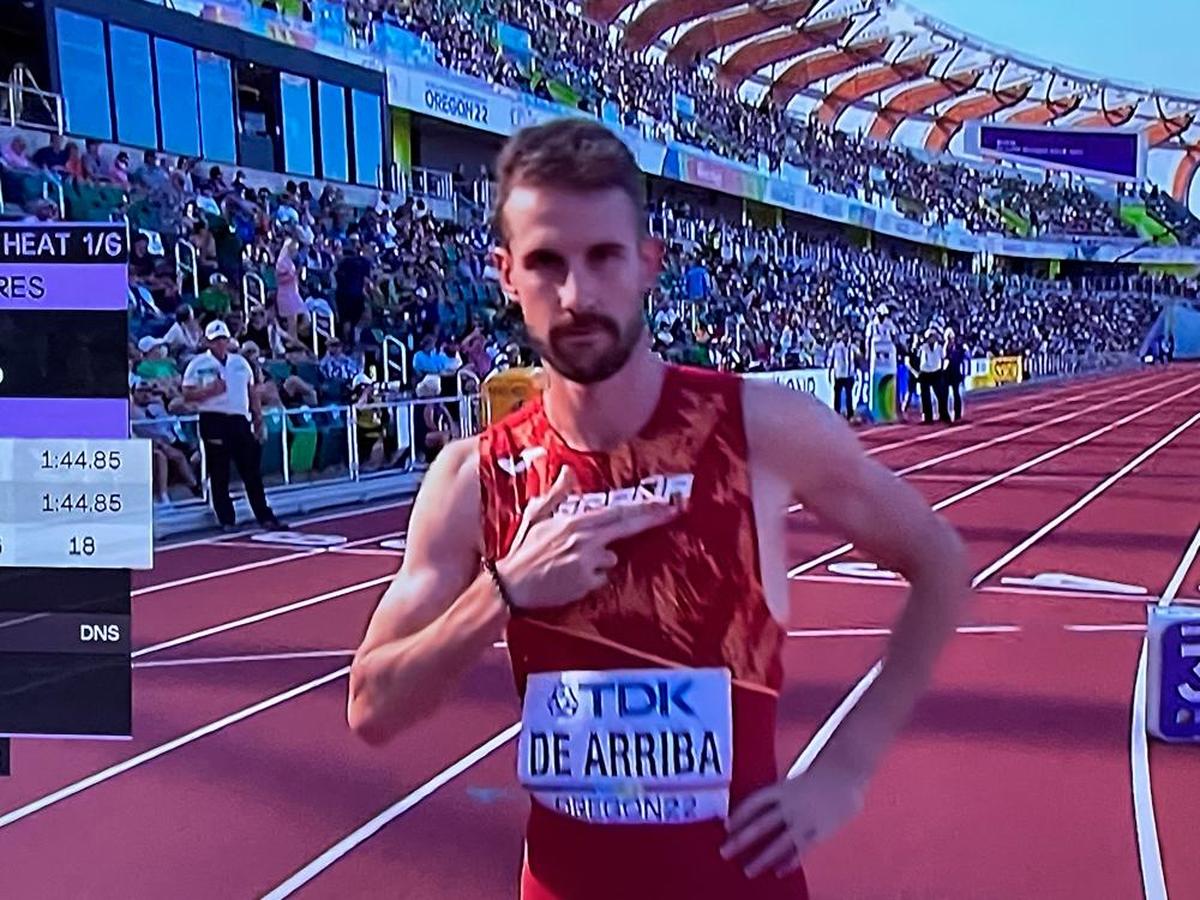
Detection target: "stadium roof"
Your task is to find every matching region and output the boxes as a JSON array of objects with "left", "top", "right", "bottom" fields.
[{"left": 582, "top": 0, "right": 1200, "bottom": 202}]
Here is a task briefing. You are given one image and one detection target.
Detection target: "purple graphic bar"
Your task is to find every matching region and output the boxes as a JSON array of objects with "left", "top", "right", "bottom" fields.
[
  {"left": 0, "top": 398, "right": 128, "bottom": 438},
  {"left": 976, "top": 124, "right": 1142, "bottom": 181},
  {"left": 0, "top": 264, "right": 127, "bottom": 311}
]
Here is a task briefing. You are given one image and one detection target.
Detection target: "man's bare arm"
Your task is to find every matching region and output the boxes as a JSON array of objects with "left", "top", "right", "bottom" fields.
[
  {"left": 745, "top": 379, "right": 969, "bottom": 777},
  {"left": 347, "top": 437, "right": 504, "bottom": 746}
]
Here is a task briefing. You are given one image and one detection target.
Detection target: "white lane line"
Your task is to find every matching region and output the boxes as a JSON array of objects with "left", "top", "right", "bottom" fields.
[
  {"left": 787, "top": 400, "right": 1200, "bottom": 788},
  {"left": 0, "top": 666, "right": 351, "bottom": 830},
  {"left": 328, "top": 548, "right": 406, "bottom": 557},
  {"left": 1131, "top": 520, "right": 1200, "bottom": 900},
  {"left": 972, "top": 410, "right": 1200, "bottom": 586},
  {"left": 156, "top": 498, "right": 415, "bottom": 553},
  {"left": 133, "top": 649, "right": 355, "bottom": 669},
  {"left": 262, "top": 722, "right": 522, "bottom": 899},
  {"left": 783, "top": 379, "right": 1123, "bottom": 513},
  {"left": 1132, "top": 643, "right": 1167, "bottom": 900},
  {"left": 134, "top": 530, "right": 405, "bottom": 597},
  {"left": 791, "top": 573, "right": 1164, "bottom": 603},
  {"left": 131, "top": 575, "right": 394, "bottom": 658},
  {"left": 787, "top": 628, "right": 892, "bottom": 638},
  {"left": 789, "top": 379, "right": 1200, "bottom": 577},
  {"left": 1066, "top": 624, "right": 1146, "bottom": 633}
]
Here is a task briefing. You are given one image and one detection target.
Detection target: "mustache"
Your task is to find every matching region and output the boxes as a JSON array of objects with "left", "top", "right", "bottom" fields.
[{"left": 550, "top": 313, "right": 620, "bottom": 340}]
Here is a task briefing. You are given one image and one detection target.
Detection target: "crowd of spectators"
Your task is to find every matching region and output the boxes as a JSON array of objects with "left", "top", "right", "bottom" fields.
[
  {"left": 336, "top": 0, "right": 1194, "bottom": 242},
  {"left": 0, "top": 120, "right": 1178, "bottom": 500}
]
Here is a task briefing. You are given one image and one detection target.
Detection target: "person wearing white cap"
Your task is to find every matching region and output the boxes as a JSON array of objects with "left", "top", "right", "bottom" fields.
[
  {"left": 916, "top": 326, "right": 950, "bottom": 425},
  {"left": 182, "top": 319, "right": 286, "bottom": 532}
]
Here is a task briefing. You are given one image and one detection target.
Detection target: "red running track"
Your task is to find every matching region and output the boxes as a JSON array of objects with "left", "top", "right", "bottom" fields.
[{"left": 1, "top": 366, "right": 1197, "bottom": 899}]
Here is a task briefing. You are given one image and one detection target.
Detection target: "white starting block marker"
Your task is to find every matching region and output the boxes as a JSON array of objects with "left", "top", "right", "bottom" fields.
[
  {"left": 999, "top": 572, "right": 1147, "bottom": 596},
  {"left": 250, "top": 532, "right": 348, "bottom": 548},
  {"left": 827, "top": 562, "right": 901, "bottom": 580},
  {"left": 379, "top": 538, "right": 407, "bottom": 551}
]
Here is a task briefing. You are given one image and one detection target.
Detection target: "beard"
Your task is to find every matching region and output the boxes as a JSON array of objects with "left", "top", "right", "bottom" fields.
[{"left": 524, "top": 309, "right": 645, "bottom": 385}]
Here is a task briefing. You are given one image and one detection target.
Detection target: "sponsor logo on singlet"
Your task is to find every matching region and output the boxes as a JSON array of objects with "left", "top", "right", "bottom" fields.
[
  {"left": 519, "top": 667, "right": 733, "bottom": 825},
  {"left": 555, "top": 473, "right": 695, "bottom": 516}
]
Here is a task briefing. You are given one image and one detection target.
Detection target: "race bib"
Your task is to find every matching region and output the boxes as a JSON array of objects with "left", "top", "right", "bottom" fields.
[{"left": 518, "top": 667, "right": 733, "bottom": 825}]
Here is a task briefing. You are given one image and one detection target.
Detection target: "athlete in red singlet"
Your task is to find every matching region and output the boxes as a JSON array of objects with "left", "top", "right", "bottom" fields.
[{"left": 348, "top": 120, "right": 969, "bottom": 899}]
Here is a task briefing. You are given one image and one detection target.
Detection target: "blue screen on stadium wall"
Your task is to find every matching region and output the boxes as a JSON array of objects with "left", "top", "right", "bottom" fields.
[
  {"left": 352, "top": 90, "right": 383, "bottom": 187},
  {"left": 55, "top": 10, "right": 112, "bottom": 140},
  {"left": 109, "top": 27, "right": 157, "bottom": 149},
  {"left": 153, "top": 38, "right": 201, "bottom": 157},
  {"left": 318, "top": 81, "right": 349, "bottom": 182},
  {"left": 280, "top": 73, "right": 315, "bottom": 177},
  {"left": 196, "top": 52, "right": 237, "bottom": 164}
]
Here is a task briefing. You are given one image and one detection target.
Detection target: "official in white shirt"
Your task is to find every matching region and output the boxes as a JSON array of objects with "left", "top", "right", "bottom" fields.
[
  {"left": 916, "top": 327, "right": 951, "bottom": 424},
  {"left": 182, "top": 320, "right": 286, "bottom": 532},
  {"left": 828, "top": 328, "right": 855, "bottom": 420}
]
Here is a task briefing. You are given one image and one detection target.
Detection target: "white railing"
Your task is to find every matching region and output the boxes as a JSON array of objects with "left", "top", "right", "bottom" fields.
[
  {"left": 382, "top": 334, "right": 409, "bottom": 385},
  {"left": 3, "top": 64, "right": 63, "bottom": 133},
  {"left": 242, "top": 272, "right": 266, "bottom": 315},
  {"left": 39, "top": 177, "right": 64, "bottom": 220},
  {"left": 141, "top": 393, "right": 484, "bottom": 506},
  {"left": 310, "top": 306, "right": 337, "bottom": 354},
  {"left": 175, "top": 240, "right": 199, "bottom": 298}
]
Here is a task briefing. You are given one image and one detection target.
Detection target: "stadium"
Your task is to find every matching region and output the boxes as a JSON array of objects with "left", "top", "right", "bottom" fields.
[{"left": 0, "top": 0, "right": 1198, "bottom": 896}]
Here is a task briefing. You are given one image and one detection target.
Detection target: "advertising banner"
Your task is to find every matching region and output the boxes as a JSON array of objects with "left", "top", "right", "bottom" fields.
[
  {"left": 988, "top": 356, "right": 1024, "bottom": 386},
  {"left": 744, "top": 368, "right": 834, "bottom": 409}
]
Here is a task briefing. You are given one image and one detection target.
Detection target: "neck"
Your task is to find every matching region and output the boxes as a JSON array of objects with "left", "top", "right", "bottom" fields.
[
  {"left": 213, "top": 349, "right": 228, "bottom": 363},
  {"left": 543, "top": 347, "right": 666, "bottom": 453}
]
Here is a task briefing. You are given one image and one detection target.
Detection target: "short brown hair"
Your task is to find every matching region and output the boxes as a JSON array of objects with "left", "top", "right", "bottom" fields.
[{"left": 493, "top": 118, "right": 645, "bottom": 244}]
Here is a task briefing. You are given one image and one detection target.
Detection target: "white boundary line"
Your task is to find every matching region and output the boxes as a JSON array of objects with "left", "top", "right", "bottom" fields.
[
  {"left": 786, "top": 402, "right": 1200, "bottom": 787},
  {"left": 783, "top": 374, "right": 1136, "bottom": 513},
  {"left": 155, "top": 498, "right": 415, "bottom": 553},
  {"left": 132, "top": 649, "right": 355, "bottom": 669},
  {"left": 131, "top": 576, "right": 394, "bottom": 658},
  {"left": 0, "top": 667, "right": 351, "bottom": 831},
  {"left": 789, "top": 379, "right": 1200, "bottom": 578},
  {"left": 133, "top": 530, "right": 405, "bottom": 597},
  {"left": 1130, "top": 521, "right": 1200, "bottom": 900},
  {"left": 262, "top": 722, "right": 522, "bottom": 900}
]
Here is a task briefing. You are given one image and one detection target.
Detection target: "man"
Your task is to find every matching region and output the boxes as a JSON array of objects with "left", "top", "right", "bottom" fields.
[
  {"left": 348, "top": 120, "right": 967, "bottom": 899},
  {"left": 943, "top": 327, "right": 967, "bottom": 423},
  {"left": 182, "top": 320, "right": 286, "bottom": 533},
  {"left": 334, "top": 238, "right": 373, "bottom": 345},
  {"left": 916, "top": 327, "right": 950, "bottom": 425},
  {"left": 827, "top": 327, "right": 854, "bottom": 420}
]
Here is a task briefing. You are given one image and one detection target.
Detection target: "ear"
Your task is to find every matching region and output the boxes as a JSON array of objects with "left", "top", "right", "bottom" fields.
[
  {"left": 494, "top": 245, "right": 518, "bottom": 306},
  {"left": 638, "top": 235, "right": 665, "bottom": 293}
]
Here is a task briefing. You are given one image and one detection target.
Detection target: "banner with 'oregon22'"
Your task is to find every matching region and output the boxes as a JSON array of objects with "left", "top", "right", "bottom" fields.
[{"left": 744, "top": 368, "right": 834, "bottom": 408}]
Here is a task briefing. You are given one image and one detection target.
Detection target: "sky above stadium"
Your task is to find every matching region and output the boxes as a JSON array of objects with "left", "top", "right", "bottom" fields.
[{"left": 913, "top": 0, "right": 1197, "bottom": 97}]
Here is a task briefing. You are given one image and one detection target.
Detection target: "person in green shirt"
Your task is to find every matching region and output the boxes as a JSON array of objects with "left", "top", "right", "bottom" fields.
[{"left": 135, "top": 336, "right": 179, "bottom": 380}]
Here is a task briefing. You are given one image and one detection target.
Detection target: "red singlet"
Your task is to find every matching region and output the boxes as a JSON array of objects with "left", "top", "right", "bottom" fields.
[{"left": 479, "top": 364, "right": 809, "bottom": 900}]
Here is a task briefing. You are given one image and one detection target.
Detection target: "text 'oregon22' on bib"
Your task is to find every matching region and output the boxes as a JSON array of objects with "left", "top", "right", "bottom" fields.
[{"left": 518, "top": 667, "right": 733, "bottom": 825}]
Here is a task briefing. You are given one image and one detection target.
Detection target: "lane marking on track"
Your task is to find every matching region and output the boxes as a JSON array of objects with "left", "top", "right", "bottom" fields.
[
  {"left": 788, "top": 399, "right": 1200, "bottom": 786},
  {"left": 0, "top": 666, "right": 350, "bottom": 829},
  {"left": 155, "top": 498, "right": 415, "bottom": 553},
  {"left": 972, "top": 410, "right": 1200, "bottom": 586},
  {"left": 785, "top": 380, "right": 1116, "bottom": 513},
  {"left": 999, "top": 573, "right": 1148, "bottom": 595},
  {"left": 789, "top": 379, "right": 1200, "bottom": 578},
  {"left": 262, "top": 722, "right": 522, "bottom": 900},
  {"left": 133, "top": 649, "right": 356, "bottom": 669},
  {"left": 792, "top": 572, "right": 1161, "bottom": 603},
  {"left": 131, "top": 576, "right": 394, "bottom": 658},
  {"left": 133, "top": 530, "right": 405, "bottom": 597},
  {"left": 1066, "top": 624, "right": 1146, "bottom": 633},
  {"left": 1131, "top": 520, "right": 1200, "bottom": 900}
]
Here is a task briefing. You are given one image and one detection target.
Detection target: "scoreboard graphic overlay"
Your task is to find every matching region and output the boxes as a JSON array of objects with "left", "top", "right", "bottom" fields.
[{"left": 0, "top": 223, "right": 151, "bottom": 759}]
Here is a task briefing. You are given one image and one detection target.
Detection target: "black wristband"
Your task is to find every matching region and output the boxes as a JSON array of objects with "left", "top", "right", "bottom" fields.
[{"left": 483, "top": 558, "right": 517, "bottom": 611}]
